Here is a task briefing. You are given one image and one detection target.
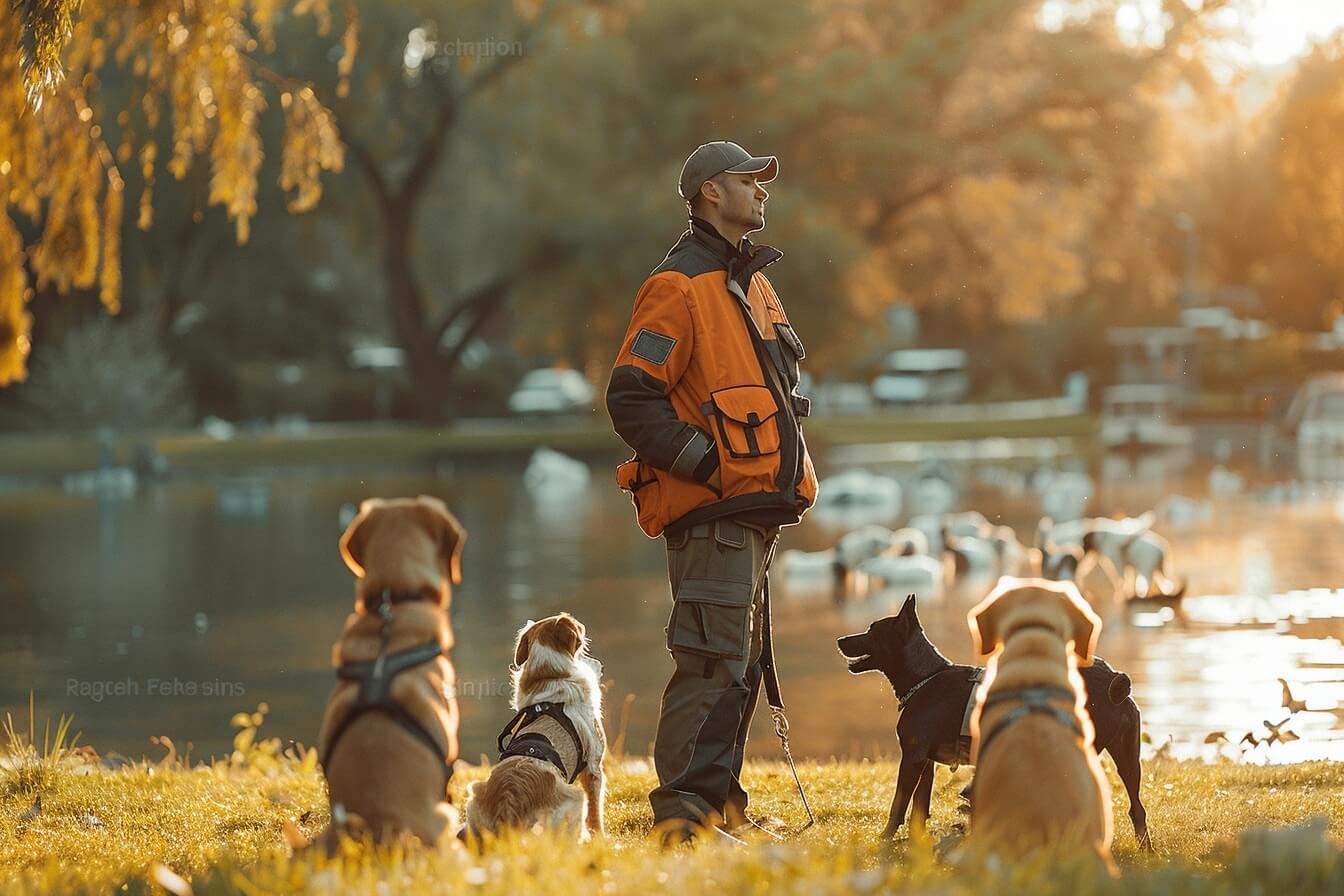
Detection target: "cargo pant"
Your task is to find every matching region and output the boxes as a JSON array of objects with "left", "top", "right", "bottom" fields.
[{"left": 649, "top": 518, "right": 779, "bottom": 826}]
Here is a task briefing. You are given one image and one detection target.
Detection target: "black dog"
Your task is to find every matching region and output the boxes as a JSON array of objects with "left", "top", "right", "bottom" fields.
[{"left": 837, "top": 595, "right": 1150, "bottom": 847}]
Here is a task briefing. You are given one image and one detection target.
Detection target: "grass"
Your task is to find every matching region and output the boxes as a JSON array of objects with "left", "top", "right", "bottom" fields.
[
  {"left": 0, "top": 412, "right": 1096, "bottom": 478},
  {"left": 2, "top": 705, "right": 1343, "bottom": 894}
]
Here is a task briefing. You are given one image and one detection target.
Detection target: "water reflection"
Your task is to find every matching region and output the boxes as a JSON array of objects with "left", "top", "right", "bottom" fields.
[{"left": 1, "top": 448, "right": 1343, "bottom": 768}]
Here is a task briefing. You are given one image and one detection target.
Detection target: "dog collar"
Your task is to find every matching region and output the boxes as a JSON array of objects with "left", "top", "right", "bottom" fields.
[
  {"left": 360, "top": 586, "right": 440, "bottom": 614},
  {"left": 898, "top": 670, "right": 944, "bottom": 708}
]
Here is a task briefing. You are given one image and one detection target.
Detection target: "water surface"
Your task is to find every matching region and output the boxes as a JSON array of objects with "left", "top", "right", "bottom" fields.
[{"left": 3, "top": 446, "right": 1342, "bottom": 767}]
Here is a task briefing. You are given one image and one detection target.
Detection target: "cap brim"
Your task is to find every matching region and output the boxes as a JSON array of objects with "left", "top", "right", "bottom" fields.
[{"left": 722, "top": 155, "right": 778, "bottom": 183}]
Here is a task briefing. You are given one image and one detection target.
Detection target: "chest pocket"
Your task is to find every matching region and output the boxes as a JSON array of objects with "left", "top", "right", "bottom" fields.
[
  {"left": 774, "top": 323, "right": 806, "bottom": 385},
  {"left": 705, "top": 385, "right": 781, "bottom": 460}
]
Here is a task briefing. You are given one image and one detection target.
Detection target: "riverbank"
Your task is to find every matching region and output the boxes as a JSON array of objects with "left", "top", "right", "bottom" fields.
[
  {"left": 2, "top": 710, "right": 1342, "bottom": 895},
  {"left": 0, "top": 411, "right": 1096, "bottom": 480}
]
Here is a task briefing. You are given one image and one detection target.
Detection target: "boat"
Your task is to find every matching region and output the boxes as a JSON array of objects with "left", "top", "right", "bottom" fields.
[{"left": 1099, "top": 385, "right": 1194, "bottom": 452}]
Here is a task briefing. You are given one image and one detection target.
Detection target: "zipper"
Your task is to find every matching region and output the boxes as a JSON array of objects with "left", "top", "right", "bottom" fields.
[{"left": 725, "top": 266, "right": 801, "bottom": 496}]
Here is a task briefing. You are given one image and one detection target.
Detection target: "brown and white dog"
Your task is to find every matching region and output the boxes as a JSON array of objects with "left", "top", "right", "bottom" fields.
[
  {"left": 963, "top": 577, "right": 1117, "bottom": 874},
  {"left": 316, "top": 496, "right": 465, "bottom": 849},
  {"left": 465, "top": 613, "right": 606, "bottom": 840}
]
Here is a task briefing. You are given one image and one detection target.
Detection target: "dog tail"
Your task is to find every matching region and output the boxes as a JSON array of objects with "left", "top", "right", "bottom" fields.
[{"left": 1108, "top": 672, "right": 1133, "bottom": 704}]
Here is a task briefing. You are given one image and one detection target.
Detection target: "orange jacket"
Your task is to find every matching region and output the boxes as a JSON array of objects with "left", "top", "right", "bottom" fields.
[{"left": 606, "top": 217, "right": 817, "bottom": 538}]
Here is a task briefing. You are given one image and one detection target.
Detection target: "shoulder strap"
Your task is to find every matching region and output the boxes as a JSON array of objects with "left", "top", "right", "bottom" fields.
[
  {"left": 978, "top": 686, "right": 1081, "bottom": 759},
  {"left": 496, "top": 702, "right": 589, "bottom": 783},
  {"left": 336, "top": 641, "right": 445, "bottom": 707}
]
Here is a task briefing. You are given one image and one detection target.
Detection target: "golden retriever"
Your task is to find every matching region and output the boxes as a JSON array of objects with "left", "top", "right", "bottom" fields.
[
  {"left": 962, "top": 577, "right": 1117, "bottom": 874},
  {"left": 465, "top": 613, "right": 606, "bottom": 840},
  {"left": 315, "top": 495, "right": 465, "bottom": 848}
]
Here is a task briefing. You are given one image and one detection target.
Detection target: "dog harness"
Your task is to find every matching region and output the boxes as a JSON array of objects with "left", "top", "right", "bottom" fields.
[
  {"left": 496, "top": 701, "right": 587, "bottom": 783},
  {"left": 906, "top": 667, "right": 985, "bottom": 769},
  {"left": 321, "top": 599, "right": 454, "bottom": 784},
  {"left": 976, "top": 684, "right": 1082, "bottom": 758},
  {"left": 898, "top": 663, "right": 980, "bottom": 708}
]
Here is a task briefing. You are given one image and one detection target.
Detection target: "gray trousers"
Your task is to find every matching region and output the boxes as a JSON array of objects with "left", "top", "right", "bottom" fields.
[{"left": 649, "top": 518, "right": 778, "bottom": 826}]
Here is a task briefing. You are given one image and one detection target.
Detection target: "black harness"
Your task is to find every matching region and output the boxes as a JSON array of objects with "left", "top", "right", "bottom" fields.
[
  {"left": 495, "top": 701, "right": 587, "bottom": 784},
  {"left": 321, "top": 598, "right": 454, "bottom": 785},
  {"left": 898, "top": 664, "right": 979, "bottom": 708},
  {"left": 976, "top": 684, "right": 1082, "bottom": 758}
]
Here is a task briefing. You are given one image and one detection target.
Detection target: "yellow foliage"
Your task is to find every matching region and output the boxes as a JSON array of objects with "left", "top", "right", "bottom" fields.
[
  {"left": 281, "top": 87, "right": 345, "bottom": 213},
  {"left": 99, "top": 170, "right": 122, "bottom": 312},
  {"left": 1, "top": 1, "right": 353, "bottom": 383},
  {"left": 949, "top": 176, "right": 1092, "bottom": 321},
  {"left": 337, "top": 0, "right": 359, "bottom": 99},
  {"left": 0, "top": 213, "right": 34, "bottom": 386},
  {"left": 12, "top": 0, "right": 81, "bottom": 107},
  {"left": 1276, "top": 49, "right": 1344, "bottom": 288}
]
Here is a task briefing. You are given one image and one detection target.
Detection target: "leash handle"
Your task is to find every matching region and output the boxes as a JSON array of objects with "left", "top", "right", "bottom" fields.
[{"left": 769, "top": 706, "right": 815, "bottom": 834}]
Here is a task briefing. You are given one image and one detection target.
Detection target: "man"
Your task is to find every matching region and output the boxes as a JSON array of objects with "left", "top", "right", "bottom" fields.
[{"left": 605, "top": 140, "right": 818, "bottom": 845}]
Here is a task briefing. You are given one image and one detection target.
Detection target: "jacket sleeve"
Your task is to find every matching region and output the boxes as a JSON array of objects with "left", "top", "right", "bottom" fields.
[{"left": 606, "top": 275, "right": 719, "bottom": 482}]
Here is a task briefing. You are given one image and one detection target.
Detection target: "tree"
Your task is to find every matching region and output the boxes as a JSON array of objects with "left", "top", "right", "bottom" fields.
[
  {"left": 504, "top": 0, "right": 1241, "bottom": 376},
  {"left": 790, "top": 1, "right": 1237, "bottom": 329},
  {"left": 7, "top": 0, "right": 1253, "bottom": 413},
  {"left": 1267, "top": 41, "right": 1344, "bottom": 328},
  {"left": 288, "top": 0, "right": 581, "bottom": 420},
  {"left": 2, "top": 1, "right": 347, "bottom": 386},
  {"left": 5, "top": 315, "right": 192, "bottom": 431},
  {"left": 1169, "top": 38, "right": 1344, "bottom": 331}
]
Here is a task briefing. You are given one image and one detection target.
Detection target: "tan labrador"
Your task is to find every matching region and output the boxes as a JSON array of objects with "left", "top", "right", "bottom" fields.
[
  {"left": 315, "top": 495, "right": 465, "bottom": 848},
  {"left": 963, "top": 577, "right": 1117, "bottom": 874}
]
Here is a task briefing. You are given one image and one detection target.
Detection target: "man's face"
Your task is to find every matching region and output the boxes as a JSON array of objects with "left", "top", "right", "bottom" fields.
[{"left": 709, "top": 173, "right": 769, "bottom": 233}]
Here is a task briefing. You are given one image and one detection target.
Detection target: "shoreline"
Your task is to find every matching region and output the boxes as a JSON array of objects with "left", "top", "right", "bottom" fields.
[{"left": 0, "top": 411, "right": 1097, "bottom": 482}]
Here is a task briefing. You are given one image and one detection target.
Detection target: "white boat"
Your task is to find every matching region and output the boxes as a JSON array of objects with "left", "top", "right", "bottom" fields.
[
  {"left": 1287, "top": 374, "right": 1344, "bottom": 451},
  {"left": 1099, "top": 385, "right": 1194, "bottom": 451},
  {"left": 812, "top": 469, "right": 902, "bottom": 527}
]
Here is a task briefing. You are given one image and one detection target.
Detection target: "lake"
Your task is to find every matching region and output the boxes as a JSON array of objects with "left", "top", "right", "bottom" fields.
[{"left": 3, "top": 442, "right": 1343, "bottom": 768}]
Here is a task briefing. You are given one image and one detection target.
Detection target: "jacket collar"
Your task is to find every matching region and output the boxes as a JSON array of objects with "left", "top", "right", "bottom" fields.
[
  {"left": 681, "top": 216, "right": 784, "bottom": 296},
  {"left": 689, "top": 216, "right": 752, "bottom": 265}
]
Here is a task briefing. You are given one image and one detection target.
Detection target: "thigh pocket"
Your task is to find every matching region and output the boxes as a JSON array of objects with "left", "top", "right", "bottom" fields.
[{"left": 667, "top": 577, "right": 752, "bottom": 661}]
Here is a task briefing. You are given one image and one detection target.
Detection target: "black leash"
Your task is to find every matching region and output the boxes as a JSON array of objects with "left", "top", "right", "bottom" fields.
[{"left": 757, "top": 540, "right": 815, "bottom": 838}]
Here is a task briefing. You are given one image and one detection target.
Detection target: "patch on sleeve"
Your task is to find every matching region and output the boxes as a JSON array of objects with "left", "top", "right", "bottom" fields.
[{"left": 630, "top": 328, "right": 677, "bottom": 365}]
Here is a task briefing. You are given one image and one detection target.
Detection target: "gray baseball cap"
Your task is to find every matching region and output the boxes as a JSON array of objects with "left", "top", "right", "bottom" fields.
[{"left": 678, "top": 141, "right": 779, "bottom": 201}]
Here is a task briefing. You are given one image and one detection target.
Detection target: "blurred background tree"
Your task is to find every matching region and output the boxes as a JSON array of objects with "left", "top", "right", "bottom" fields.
[
  {"left": 8, "top": 0, "right": 1341, "bottom": 424},
  {"left": 3, "top": 315, "right": 192, "bottom": 431},
  {"left": 1, "top": 0, "right": 346, "bottom": 388}
]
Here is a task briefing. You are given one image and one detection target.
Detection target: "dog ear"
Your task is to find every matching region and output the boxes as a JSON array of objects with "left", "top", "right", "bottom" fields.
[
  {"left": 532, "top": 614, "right": 585, "bottom": 656},
  {"left": 514, "top": 620, "right": 537, "bottom": 667},
  {"left": 338, "top": 499, "right": 384, "bottom": 577},
  {"left": 558, "top": 614, "right": 586, "bottom": 655},
  {"left": 416, "top": 495, "right": 467, "bottom": 585},
  {"left": 1060, "top": 581, "right": 1102, "bottom": 665},
  {"left": 967, "top": 577, "right": 1023, "bottom": 657},
  {"left": 968, "top": 589, "right": 998, "bottom": 658}
]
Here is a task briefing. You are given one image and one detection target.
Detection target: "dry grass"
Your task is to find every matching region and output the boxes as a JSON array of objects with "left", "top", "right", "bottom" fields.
[{"left": 1, "top": 705, "right": 1342, "bottom": 894}]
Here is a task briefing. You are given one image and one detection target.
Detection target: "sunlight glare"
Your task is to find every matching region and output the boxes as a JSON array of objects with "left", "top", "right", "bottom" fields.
[{"left": 1037, "top": 1, "right": 1344, "bottom": 65}]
